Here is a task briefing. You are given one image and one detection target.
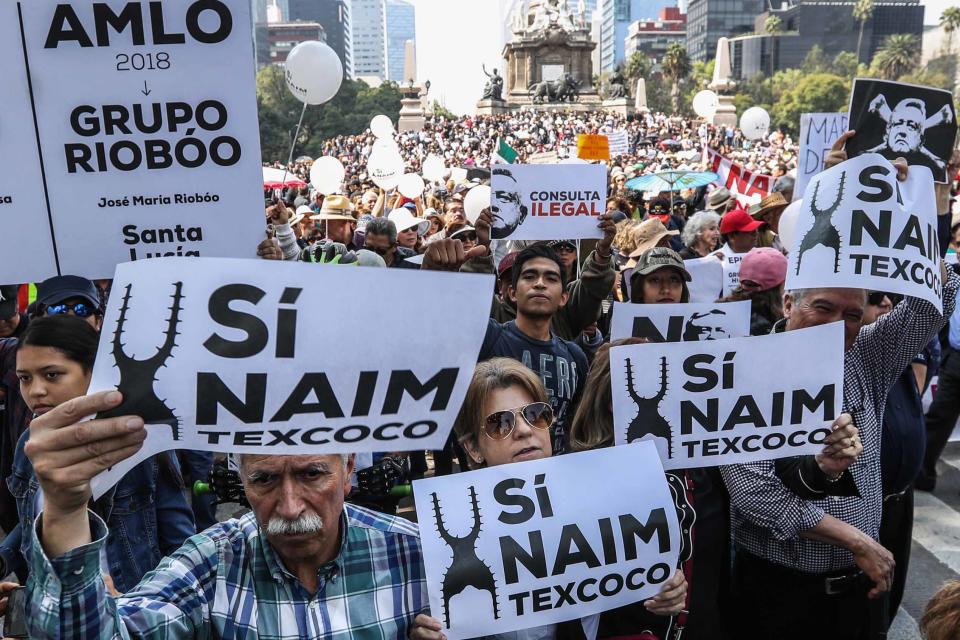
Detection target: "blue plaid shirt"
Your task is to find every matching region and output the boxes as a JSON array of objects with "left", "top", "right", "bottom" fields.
[{"left": 27, "top": 503, "right": 426, "bottom": 639}]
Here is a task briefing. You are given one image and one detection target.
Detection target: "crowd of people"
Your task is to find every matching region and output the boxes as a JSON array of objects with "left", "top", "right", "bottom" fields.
[{"left": 2, "top": 104, "right": 960, "bottom": 640}]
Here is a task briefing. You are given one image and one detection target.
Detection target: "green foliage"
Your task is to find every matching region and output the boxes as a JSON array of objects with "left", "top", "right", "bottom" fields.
[
  {"left": 431, "top": 101, "right": 458, "bottom": 119},
  {"left": 624, "top": 52, "right": 653, "bottom": 82},
  {"left": 800, "top": 45, "right": 829, "bottom": 74},
  {"left": 771, "top": 73, "right": 848, "bottom": 135},
  {"left": 256, "top": 66, "right": 402, "bottom": 161},
  {"left": 871, "top": 33, "right": 921, "bottom": 80},
  {"left": 831, "top": 51, "right": 860, "bottom": 80},
  {"left": 764, "top": 15, "right": 784, "bottom": 34}
]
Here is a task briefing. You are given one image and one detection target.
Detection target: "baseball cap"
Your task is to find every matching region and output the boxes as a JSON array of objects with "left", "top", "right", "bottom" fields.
[
  {"left": 498, "top": 251, "right": 519, "bottom": 278},
  {"left": 0, "top": 285, "right": 18, "bottom": 319},
  {"left": 738, "top": 247, "right": 788, "bottom": 292},
  {"left": 632, "top": 247, "right": 691, "bottom": 281},
  {"left": 548, "top": 239, "right": 577, "bottom": 253},
  {"left": 37, "top": 275, "right": 100, "bottom": 308},
  {"left": 720, "top": 208, "right": 763, "bottom": 235}
]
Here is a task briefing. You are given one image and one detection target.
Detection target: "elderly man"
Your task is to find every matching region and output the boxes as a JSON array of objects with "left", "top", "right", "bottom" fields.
[
  {"left": 21, "top": 391, "right": 426, "bottom": 638},
  {"left": 721, "top": 155, "right": 959, "bottom": 638}
]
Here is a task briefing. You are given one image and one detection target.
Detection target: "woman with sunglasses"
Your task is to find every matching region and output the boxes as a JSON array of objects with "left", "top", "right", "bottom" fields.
[
  {"left": 410, "top": 358, "right": 686, "bottom": 640},
  {"left": 1, "top": 316, "right": 196, "bottom": 594}
]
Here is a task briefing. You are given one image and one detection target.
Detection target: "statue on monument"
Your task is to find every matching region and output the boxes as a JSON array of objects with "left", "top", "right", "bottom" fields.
[
  {"left": 605, "top": 64, "right": 629, "bottom": 100},
  {"left": 529, "top": 72, "right": 581, "bottom": 103},
  {"left": 481, "top": 64, "right": 504, "bottom": 101},
  {"left": 530, "top": 0, "right": 577, "bottom": 33}
]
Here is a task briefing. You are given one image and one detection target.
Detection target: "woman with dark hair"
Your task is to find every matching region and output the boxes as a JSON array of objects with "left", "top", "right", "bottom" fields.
[
  {"left": 410, "top": 358, "right": 686, "bottom": 640},
  {"left": 718, "top": 247, "right": 788, "bottom": 336},
  {"left": 628, "top": 247, "right": 691, "bottom": 305},
  {"left": 1, "top": 316, "right": 196, "bottom": 592}
]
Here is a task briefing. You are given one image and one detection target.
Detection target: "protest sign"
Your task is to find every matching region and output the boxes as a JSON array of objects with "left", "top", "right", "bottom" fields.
[
  {"left": 786, "top": 153, "right": 942, "bottom": 311},
  {"left": 610, "top": 300, "right": 751, "bottom": 342},
  {"left": 413, "top": 442, "right": 680, "bottom": 639},
  {"left": 846, "top": 78, "right": 957, "bottom": 183},
  {"left": 683, "top": 257, "right": 723, "bottom": 303},
  {"left": 577, "top": 134, "right": 610, "bottom": 161},
  {"left": 528, "top": 150, "right": 559, "bottom": 164},
  {"left": 705, "top": 148, "right": 771, "bottom": 206},
  {"left": 719, "top": 252, "right": 747, "bottom": 297},
  {"left": 797, "top": 113, "right": 849, "bottom": 198},
  {"left": 489, "top": 164, "right": 606, "bottom": 241},
  {"left": 88, "top": 257, "right": 493, "bottom": 496},
  {"left": 606, "top": 131, "right": 630, "bottom": 157},
  {"left": 611, "top": 322, "right": 844, "bottom": 469},
  {"left": 2, "top": 0, "right": 265, "bottom": 283}
]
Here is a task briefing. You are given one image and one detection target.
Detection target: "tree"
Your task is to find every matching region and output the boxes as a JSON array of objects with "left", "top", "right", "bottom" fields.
[
  {"left": 831, "top": 51, "right": 860, "bottom": 80},
  {"left": 853, "top": 0, "right": 875, "bottom": 63},
  {"left": 773, "top": 73, "right": 848, "bottom": 135},
  {"left": 872, "top": 33, "right": 920, "bottom": 79},
  {"left": 801, "top": 45, "right": 829, "bottom": 74},
  {"left": 624, "top": 52, "right": 653, "bottom": 82},
  {"left": 431, "top": 101, "right": 458, "bottom": 119},
  {"left": 942, "top": 6, "right": 960, "bottom": 53},
  {"left": 764, "top": 15, "right": 784, "bottom": 34},
  {"left": 661, "top": 43, "right": 692, "bottom": 114}
]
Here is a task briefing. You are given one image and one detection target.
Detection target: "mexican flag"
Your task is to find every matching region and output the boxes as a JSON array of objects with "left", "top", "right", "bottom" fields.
[{"left": 492, "top": 138, "right": 518, "bottom": 164}]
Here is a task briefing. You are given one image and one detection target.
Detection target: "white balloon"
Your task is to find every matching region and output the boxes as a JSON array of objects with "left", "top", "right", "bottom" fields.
[
  {"left": 692, "top": 90, "right": 719, "bottom": 119},
  {"left": 367, "top": 149, "right": 404, "bottom": 190},
  {"left": 309, "top": 156, "right": 345, "bottom": 195},
  {"left": 372, "top": 137, "right": 398, "bottom": 154},
  {"left": 284, "top": 41, "right": 343, "bottom": 105},
  {"left": 740, "top": 106, "right": 771, "bottom": 141},
  {"left": 463, "top": 185, "right": 491, "bottom": 225},
  {"left": 397, "top": 173, "right": 425, "bottom": 199},
  {"left": 422, "top": 154, "right": 446, "bottom": 182},
  {"left": 777, "top": 199, "right": 803, "bottom": 252},
  {"left": 370, "top": 114, "right": 395, "bottom": 139}
]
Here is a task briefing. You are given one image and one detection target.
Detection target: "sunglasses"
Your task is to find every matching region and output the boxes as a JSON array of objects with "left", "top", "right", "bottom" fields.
[
  {"left": 45, "top": 302, "right": 96, "bottom": 318},
  {"left": 456, "top": 233, "right": 478, "bottom": 243},
  {"left": 364, "top": 245, "right": 391, "bottom": 256},
  {"left": 867, "top": 291, "right": 903, "bottom": 306},
  {"left": 554, "top": 244, "right": 576, "bottom": 253},
  {"left": 482, "top": 401, "right": 553, "bottom": 440}
]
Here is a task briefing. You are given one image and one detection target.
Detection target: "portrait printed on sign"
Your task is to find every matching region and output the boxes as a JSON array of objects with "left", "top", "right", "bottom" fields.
[
  {"left": 609, "top": 300, "right": 751, "bottom": 343},
  {"left": 88, "top": 257, "right": 494, "bottom": 497},
  {"left": 610, "top": 323, "right": 844, "bottom": 470},
  {"left": 490, "top": 164, "right": 606, "bottom": 241},
  {"left": 846, "top": 79, "right": 957, "bottom": 183},
  {"left": 412, "top": 443, "right": 680, "bottom": 640},
  {"left": 786, "top": 153, "right": 943, "bottom": 311}
]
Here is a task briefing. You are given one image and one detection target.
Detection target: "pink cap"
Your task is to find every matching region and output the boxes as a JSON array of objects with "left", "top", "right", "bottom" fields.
[{"left": 738, "top": 247, "right": 787, "bottom": 292}]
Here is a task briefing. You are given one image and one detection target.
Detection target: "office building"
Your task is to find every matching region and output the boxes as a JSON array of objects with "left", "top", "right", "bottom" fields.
[
  {"left": 352, "top": 0, "right": 387, "bottom": 80},
  {"left": 624, "top": 7, "right": 687, "bottom": 64},
  {"left": 600, "top": 0, "right": 676, "bottom": 71},
  {"left": 685, "top": 0, "right": 763, "bottom": 62},
  {"left": 287, "top": 0, "right": 353, "bottom": 77},
  {"left": 386, "top": 0, "right": 416, "bottom": 83},
  {"left": 728, "top": 0, "right": 924, "bottom": 79},
  {"left": 263, "top": 21, "right": 326, "bottom": 66}
]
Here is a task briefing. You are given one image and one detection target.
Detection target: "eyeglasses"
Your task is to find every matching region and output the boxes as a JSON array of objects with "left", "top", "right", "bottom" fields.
[
  {"left": 456, "top": 233, "right": 478, "bottom": 243},
  {"left": 482, "top": 402, "right": 553, "bottom": 440},
  {"left": 45, "top": 302, "right": 96, "bottom": 318}
]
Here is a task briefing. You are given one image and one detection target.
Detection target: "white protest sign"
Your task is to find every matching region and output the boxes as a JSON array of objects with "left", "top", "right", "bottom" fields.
[
  {"left": 4, "top": 0, "right": 265, "bottom": 282},
  {"left": 611, "top": 322, "right": 844, "bottom": 469},
  {"left": 490, "top": 164, "right": 606, "bottom": 241},
  {"left": 720, "top": 252, "right": 747, "bottom": 297},
  {"left": 606, "top": 131, "right": 630, "bottom": 156},
  {"left": 610, "top": 300, "right": 751, "bottom": 342},
  {"left": 89, "top": 257, "right": 493, "bottom": 496},
  {"left": 528, "top": 150, "right": 559, "bottom": 164},
  {"left": 413, "top": 443, "right": 680, "bottom": 639},
  {"left": 786, "top": 153, "right": 942, "bottom": 311},
  {"left": 684, "top": 257, "right": 723, "bottom": 303},
  {"left": 796, "top": 113, "right": 849, "bottom": 199}
]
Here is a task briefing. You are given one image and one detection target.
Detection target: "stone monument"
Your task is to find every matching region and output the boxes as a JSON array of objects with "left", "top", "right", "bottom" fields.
[
  {"left": 708, "top": 37, "right": 738, "bottom": 127},
  {"left": 492, "top": 0, "right": 600, "bottom": 111},
  {"left": 476, "top": 63, "right": 510, "bottom": 116},
  {"left": 398, "top": 40, "right": 426, "bottom": 132},
  {"left": 602, "top": 64, "right": 633, "bottom": 116}
]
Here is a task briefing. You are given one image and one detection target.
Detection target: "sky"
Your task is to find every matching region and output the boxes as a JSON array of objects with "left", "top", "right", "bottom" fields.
[{"left": 408, "top": 0, "right": 952, "bottom": 117}]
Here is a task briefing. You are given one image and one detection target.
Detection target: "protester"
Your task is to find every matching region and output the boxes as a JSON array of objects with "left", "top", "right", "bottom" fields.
[
  {"left": 311, "top": 195, "right": 358, "bottom": 248},
  {"left": 704, "top": 187, "right": 735, "bottom": 215},
  {"left": 410, "top": 357, "right": 686, "bottom": 640},
  {"left": 645, "top": 198, "right": 685, "bottom": 251},
  {"left": 716, "top": 209, "right": 762, "bottom": 256},
  {"left": 1, "top": 316, "right": 195, "bottom": 593},
  {"left": 20, "top": 390, "right": 426, "bottom": 637},
  {"left": 678, "top": 211, "right": 722, "bottom": 259},
  {"left": 628, "top": 247, "right": 691, "bottom": 305},
  {"left": 35, "top": 275, "right": 103, "bottom": 331},
  {"left": 918, "top": 295, "right": 960, "bottom": 491},
  {"left": 921, "top": 580, "right": 960, "bottom": 640},
  {"left": 389, "top": 204, "right": 430, "bottom": 251},
  {"left": 627, "top": 218, "right": 679, "bottom": 263},
  {"left": 363, "top": 218, "right": 419, "bottom": 268},
  {"left": 748, "top": 193, "right": 788, "bottom": 252},
  {"left": 718, "top": 247, "right": 788, "bottom": 335},
  {"left": 0, "top": 286, "right": 28, "bottom": 340}
]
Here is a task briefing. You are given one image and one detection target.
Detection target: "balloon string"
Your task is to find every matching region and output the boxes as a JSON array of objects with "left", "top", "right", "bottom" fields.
[{"left": 280, "top": 102, "right": 309, "bottom": 190}]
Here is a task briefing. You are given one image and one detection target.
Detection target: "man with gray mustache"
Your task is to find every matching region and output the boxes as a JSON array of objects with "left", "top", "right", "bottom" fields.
[{"left": 19, "top": 391, "right": 426, "bottom": 639}]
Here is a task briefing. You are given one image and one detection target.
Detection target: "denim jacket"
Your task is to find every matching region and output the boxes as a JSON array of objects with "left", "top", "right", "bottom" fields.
[{"left": 3, "top": 429, "right": 196, "bottom": 592}]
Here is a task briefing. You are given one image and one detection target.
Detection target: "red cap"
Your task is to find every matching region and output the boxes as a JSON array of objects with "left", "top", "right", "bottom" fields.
[{"left": 720, "top": 208, "right": 764, "bottom": 235}]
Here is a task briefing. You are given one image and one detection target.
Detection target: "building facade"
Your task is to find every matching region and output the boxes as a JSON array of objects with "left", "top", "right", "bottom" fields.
[
  {"left": 386, "top": 0, "right": 416, "bottom": 83},
  {"left": 287, "top": 0, "right": 353, "bottom": 77},
  {"left": 685, "top": 0, "right": 763, "bottom": 62},
  {"left": 264, "top": 21, "right": 326, "bottom": 66},
  {"left": 600, "top": 0, "right": 676, "bottom": 71},
  {"left": 352, "top": 0, "right": 387, "bottom": 80},
  {"left": 728, "top": 0, "right": 924, "bottom": 79},
  {"left": 624, "top": 7, "right": 687, "bottom": 64}
]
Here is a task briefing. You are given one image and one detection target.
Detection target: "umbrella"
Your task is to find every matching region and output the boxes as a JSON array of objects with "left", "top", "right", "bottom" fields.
[
  {"left": 625, "top": 170, "right": 720, "bottom": 216},
  {"left": 263, "top": 167, "right": 307, "bottom": 190}
]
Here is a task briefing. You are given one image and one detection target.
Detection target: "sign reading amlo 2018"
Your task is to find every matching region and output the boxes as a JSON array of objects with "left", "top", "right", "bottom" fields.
[{"left": 1, "top": 0, "right": 264, "bottom": 283}]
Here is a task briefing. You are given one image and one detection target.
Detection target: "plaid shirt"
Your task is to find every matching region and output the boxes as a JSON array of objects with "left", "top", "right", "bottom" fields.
[
  {"left": 721, "top": 269, "right": 959, "bottom": 574},
  {"left": 27, "top": 503, "right": 426, "bottom": 639}
]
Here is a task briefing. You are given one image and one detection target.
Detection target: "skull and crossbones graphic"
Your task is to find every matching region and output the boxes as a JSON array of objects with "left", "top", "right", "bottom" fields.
[{"left": 865, "top": 94, "right": 955, "bottom": 171}]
